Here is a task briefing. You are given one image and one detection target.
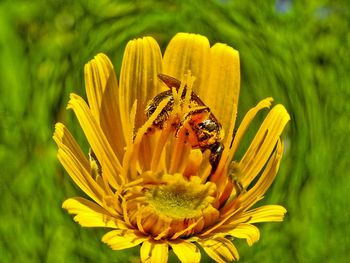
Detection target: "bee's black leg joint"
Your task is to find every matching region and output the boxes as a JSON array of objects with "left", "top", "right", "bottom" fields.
[{"left": 209, "top": 142, "right": 224, "bottom": 172}]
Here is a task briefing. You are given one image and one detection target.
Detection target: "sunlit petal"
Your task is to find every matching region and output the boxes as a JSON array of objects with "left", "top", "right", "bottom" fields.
[
  {"left": 239, "top": 105, "right": 290, "bottom": 188},
  {"left": 119, "top": 37, "right": 162, "bottom": 129},
  {"left": 67, "top": 93, "right": 123, "bottom": 188},
  {"left": 163, "top": 33, "right": 210, "bottom": 93},
  {"left": 204, "top": 43, "right": 240, "bottom": 133},
  {"left": 62, "top": 197, "right": 124, "bottom": 228},
  {"left": 85, "top": 53, "right": 125, "bottom": 160},
  {"left": 227, "top": 223, "right": 260, "bottom": 246},
  {"left": 102, "top": 229, "right": 147, "bottom": 250},
  {"left": 140, "top": 240, "right": 168, "bottom": 263},
  {"left": 198, "top": 237, "right": 239, "bottom": 262},
  {"left": 53, "top": 123, "right": 104, "bottom": 205},
  {"left": 169, "top": 240, "right": 201, "bottom": 263},
  {"left": 239, "top": 205, "right": 287, "bottom": 223}
]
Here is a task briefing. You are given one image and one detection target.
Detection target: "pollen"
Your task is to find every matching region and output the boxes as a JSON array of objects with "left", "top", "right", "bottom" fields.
[{"left": 147, "top": 175, "right": 216, "bottom": 219}]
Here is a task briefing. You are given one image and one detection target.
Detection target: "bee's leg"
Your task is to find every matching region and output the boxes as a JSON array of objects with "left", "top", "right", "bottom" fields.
[
  {"left": 89, "top": 148, "right": 102, "bottom": 179},
  {"left": 208, "top": 142, "right": 224, "bottom": 171},
  {"left": 228, "top": 161, "right": 246, "bottom": 196},
  {"left": 176, "top": 120, "right": 200, "bottom": 147},
  {"left": 175, "top": 106, "right": 209, "bottom": 141},
  {"left": 232, "top": 178, "right": 245, "bottom": 196}
]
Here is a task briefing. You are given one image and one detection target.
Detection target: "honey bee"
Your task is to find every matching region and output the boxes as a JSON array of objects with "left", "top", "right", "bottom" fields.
[{"left": 145, "top": 74, "right": 224, "bottom": 170}]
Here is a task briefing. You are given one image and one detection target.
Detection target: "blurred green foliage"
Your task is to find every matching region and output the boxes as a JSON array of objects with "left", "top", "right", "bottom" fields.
[{"left": 0, "top": 0, "right": 349, "bottom": 262}]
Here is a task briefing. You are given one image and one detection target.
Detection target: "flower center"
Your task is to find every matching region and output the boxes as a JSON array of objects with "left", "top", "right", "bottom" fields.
[
  {"left": 147, "top": 174, "right": 215, "bottom": 219},
  {"left": 124, "top": 174, "right": 220, "bottom": 239}
]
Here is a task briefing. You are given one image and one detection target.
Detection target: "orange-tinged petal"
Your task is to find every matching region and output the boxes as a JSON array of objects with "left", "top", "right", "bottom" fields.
[
  {"left": 140, "top": 240, "right": 168, "bottom": 263},
  {"left": 163, "top": 33, "right": 210, "bottom": 93},
  {"left": 169, "top": 240, "right": 201, "bottom": 263},
  {"left": 102, "top": 229, "right": 147, "bottom": 250},
  {"left": 62, "top": 197, "right": 125, "bottom": 228},
  {"left": 84, "top": 53, "right": 125, "bottom": 160},
  {"left": 119, "top": 37, "right": 162, "bottom": 129},
  {"left": 204, "top": 43, "right": 240, "bottom": 133},
  {"left": 67, "top": 94, "right": 123, "bottom": 188},
  {"left": 227, "top": 223, "right": 260, "bottom": 246},
  {"left": 53, "top": 123, "right": 104, "bottom": 205},
  {"left": 198, "top": 237, "right": 239, "bottom": 262}
]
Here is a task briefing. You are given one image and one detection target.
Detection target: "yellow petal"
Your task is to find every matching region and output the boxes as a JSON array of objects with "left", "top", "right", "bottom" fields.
[
  {"left": 198, "top": 237, "right": 239, "bottom": 262},
  {"left": 239, "top": 104, "right": 290, "bottom": 188},
  {"left": 240, "top": 205, "right": 287, "bottom": 223},
  {"left": 119, "top": 37, "right": 162, "bottom": 129},
  {"left": 62, "top": 197, "right": 125, "bottom": 228},
  {"left": 102, "top": 229, "right": 147, "bottom": 250},
  {"left": 84, "top": 53, "right": 125, "bottom": 161},
  {"left": 230, "top": 97, "right": 273, "bottom": 159},
  {"left": 53, "top": 123, "right": 104, "bottom": 205},
  {"left": 169, "top": 240, "right": 201, "bottom": 263},
  {"left": 163, "top": 33, "right": 210, "bottom": 93},
  {"left": 204, "top": 43, "right": 240, "bottom": 133},
  {"left": 222, "top": 140, "right": 284, "bottom": 216},
  {"left": 67, "top": 94, "right": 123, "bottom": 188},
  {"left": 211, "top": 98, "right": 273, "bottom": 185},
  {"left": 227, "top": 223, "right": 260, "bottom": 246},
  {"left": 140, "top": 240, "right": 168, "bottom": 263}
]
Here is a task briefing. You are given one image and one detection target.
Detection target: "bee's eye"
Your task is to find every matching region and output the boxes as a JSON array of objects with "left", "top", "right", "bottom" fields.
[{"left": 198, "top": 119, "right": 218, "bottom": 132}]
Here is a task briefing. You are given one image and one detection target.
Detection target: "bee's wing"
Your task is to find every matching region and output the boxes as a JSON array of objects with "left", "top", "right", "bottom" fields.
[
  {"left": 190, "top": 92, "right": 222, "bottom": 125},
  {"left": 157, "top": 74, "right": 181, "bottom": 90}
]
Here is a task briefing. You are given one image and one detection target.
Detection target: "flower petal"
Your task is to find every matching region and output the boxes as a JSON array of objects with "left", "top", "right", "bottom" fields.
[
  {"left": 221, "top": 139, "right": 284, "bottom": 216},
  {"left": 211, "top": 98, "right": 273, "bottom": 185},
  {"left": 169, "top": 240, "right": 201, "bottom": 263},
  {"left": 230, "top": 97, "right": 273, "bottom": 159},
  {"left": 226, "top": 223, "right": 260, "bottom": 246},
  {"left": 102, "top": 229, "right": 147, "bottom": 250},
  {"left": 242, "top": 140, "right": 284, "bottom": 207},
  {"left": 204, "top": 43, "right": 240, "bottom": 133},
  {"left": 119, "top": 36, "right": 162, "bottom": 129},
  {"left": 239, "top": 104, "right": 290, "bottom": 188},
  {"left": 67, "top": 94, "right": 123, "bottom": 188},
  {"left": 84, "top": 53, "right": 125, "bottom": 161},
  {"left": 198, "top": 237, "right": 239, "bottom": 262},
  {"left": 239, "top": 205, "right": 287, "bottom": 223},
  {"left": 140, "top": 240, "right": 168, "bottom": 263},
  {"left": 163, "top": 33, "right": 210, "bottom": 93},
  {"left": 62, "top": 197, "right": 125, "bottom": 228},
  {"left": 53, "top": 123, "right": 104, "bottom": 205}
]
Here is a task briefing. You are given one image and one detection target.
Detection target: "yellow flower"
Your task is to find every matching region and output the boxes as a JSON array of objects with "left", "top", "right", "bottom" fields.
[{"left": 53, "top": 33, "right": 290, "bottom": 262}]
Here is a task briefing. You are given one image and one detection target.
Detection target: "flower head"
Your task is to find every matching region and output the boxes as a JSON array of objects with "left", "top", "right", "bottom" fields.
[{"left": 53, "top": 33, "right": 290, "bottom": 262}]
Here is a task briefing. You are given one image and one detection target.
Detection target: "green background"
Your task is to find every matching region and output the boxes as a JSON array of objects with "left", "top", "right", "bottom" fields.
[{"left": 0, "top": 0, "right": 349, "bottom": 262}]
